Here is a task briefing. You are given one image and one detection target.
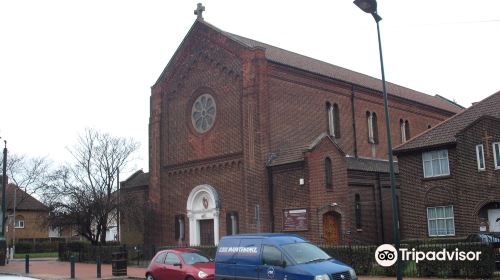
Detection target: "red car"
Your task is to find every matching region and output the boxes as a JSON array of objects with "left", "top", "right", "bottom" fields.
[{"left": 146, "top": 248, "right": 215, "bottom": 280}]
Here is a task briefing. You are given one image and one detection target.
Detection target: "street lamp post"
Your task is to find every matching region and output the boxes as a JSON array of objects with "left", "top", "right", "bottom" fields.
[{"left": 353, "top": 1, "right": 402, "bottom": 279}]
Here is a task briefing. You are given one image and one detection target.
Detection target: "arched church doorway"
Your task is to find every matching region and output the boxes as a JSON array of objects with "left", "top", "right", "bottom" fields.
[
  {"left": 186, "top": 184, "right": 220, "bottom": 246},
  {"left": 323, "top": 211, "right": 341, "bottom": 245}
]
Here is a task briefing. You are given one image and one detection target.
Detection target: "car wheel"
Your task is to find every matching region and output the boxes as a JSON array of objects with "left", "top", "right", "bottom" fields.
[
  {"left": 186, "top": 276, "right": 195, "bottom": 280},
  {"left": 146, "top": 273, "right": 154, "bottom": 280}
]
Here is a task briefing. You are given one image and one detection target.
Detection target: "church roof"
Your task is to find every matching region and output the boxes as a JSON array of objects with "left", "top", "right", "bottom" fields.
[
  {"left": 201, "top": 21, "right": 463, "bottom": 114},
  {"left": 394, "top": 90, "right": 500, "bottom": 153}
]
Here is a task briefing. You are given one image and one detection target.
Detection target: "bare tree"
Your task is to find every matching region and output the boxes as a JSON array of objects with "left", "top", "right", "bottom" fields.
[
  {"left": 0, "top": 153, "right": 52, "bottom": 198},
  {"left": 43, "top": 128, "right": 139, "bottom": 245}
]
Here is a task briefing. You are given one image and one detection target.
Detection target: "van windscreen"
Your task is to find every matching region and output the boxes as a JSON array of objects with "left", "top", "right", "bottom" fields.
[{"left": 281, "top": 242, "right": 331, "bottom": 265}]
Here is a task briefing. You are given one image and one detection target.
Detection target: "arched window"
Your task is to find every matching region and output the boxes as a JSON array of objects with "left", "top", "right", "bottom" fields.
[
  {"left": 174, "top": 215, "right": 185, "bottom": 241},
  {"left": 326, "top": 103, "right": 341, "bottom": 138},
  {"left": 405, "top": 120, "right": 410, "bottom": 140},
  {"left": 325, "top": 157, "right": 332, "bottom": 189},
  {"left": 355, "top": 194, "right": 361, "bottom": 229},
  {"left": 400, "top": 119, "right": 411, "bottom": 143},
  {"left": 367, "top": 111, "right": 378, "bottom": 144},
  {"left": 400, "top": 119, "right": 406, "bottom": 143},
  {"left": 226, "top": 211, "right": 239, "bottom": 235}
]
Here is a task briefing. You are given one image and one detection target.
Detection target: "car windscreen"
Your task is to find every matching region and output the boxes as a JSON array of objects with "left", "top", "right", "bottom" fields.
[
  {"left": 181, "top": 252, "right": 211, "bottom": 265},
  {"left": 281, "top": 242, "right": 331, "bottom": 265}
]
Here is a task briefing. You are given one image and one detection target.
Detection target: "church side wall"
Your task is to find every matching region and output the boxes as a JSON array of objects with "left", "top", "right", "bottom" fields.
[
  {"left": 271, "top": 163, "right": 311, "bottom": 239},
  {"left": 266, "top": 64, "right": 455, "bottom": 161}
]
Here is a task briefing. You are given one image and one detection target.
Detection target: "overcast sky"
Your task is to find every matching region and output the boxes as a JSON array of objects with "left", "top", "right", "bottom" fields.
[{"left": 1, "top": 0, "right": 499, "bottom": 178}]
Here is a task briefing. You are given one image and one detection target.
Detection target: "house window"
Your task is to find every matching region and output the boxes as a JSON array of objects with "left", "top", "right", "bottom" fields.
[
  {"left": 366, "top": 111, "right": 378, "bottom": 144},
  {"left": 226, "top": 211, "right": 239, "bottom": 235},
  {"left": 493, "top": 142, "right": 500, "bottom": 169},
  {"left": 326, "top": 103, "right": 341, "bottom": 138},
  {"left": 355, "top": 194, "right": 361, "bottom": 229},
  {"left": 427, "top": 206, "right": 455, "bottom": 236},
  {"left": 325, "top": 157, "right": 332, "bottom": 189},
  {"left": 476, "top": 144, "right": 485, "bottom": 171},
  {"left": 422, "top": 150, "right": 450, "bottom": 178},
  {"left": 15, "top": 216, "right": 25, "bottom": 229},
  {"left": 174, "top": 215, "right": 185, "bottom": 241}
]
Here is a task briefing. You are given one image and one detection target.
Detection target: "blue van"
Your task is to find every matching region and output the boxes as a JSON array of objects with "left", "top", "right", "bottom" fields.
[{"left": 215, "top": 233, "right": 357, "bottom": 280}]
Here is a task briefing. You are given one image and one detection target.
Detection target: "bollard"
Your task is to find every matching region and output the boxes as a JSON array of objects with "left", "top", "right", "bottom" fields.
[
  {"left": 25, "top": 255, "right": 29, "bottom": 274},
  {"left": 70, "top": 255, "right": 75, "bottom": 279},
  {"left": 97, "top": 256, "right": 101, "bottom": 278}
]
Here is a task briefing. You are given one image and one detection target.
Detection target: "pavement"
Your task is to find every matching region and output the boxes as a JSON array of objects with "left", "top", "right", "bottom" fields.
[
  {"left": 0, "top": 258, "right": 145, "bottom": 280},
  {"left": 0, "top": 259, "right": 480, "bottom": 280}
]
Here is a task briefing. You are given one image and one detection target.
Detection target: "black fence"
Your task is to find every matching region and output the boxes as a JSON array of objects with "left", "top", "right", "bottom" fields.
[{"left": 57, "top": 240, "right": 496, "bottom": 278}]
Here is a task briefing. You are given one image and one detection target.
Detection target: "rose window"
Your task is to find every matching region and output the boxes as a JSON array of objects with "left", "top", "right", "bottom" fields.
[{"left": 191, "top": 93, "right": 216, "bottom": 133}]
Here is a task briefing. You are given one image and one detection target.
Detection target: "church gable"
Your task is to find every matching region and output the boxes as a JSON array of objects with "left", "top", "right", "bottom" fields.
[{"left": 157, "top": 21, "right": 252, "bottom": 166}]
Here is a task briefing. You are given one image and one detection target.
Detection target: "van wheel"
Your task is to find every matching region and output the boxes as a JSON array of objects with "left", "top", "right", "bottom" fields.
[{"left": 146, "top": 273, "right": 154, "bottom": 280}]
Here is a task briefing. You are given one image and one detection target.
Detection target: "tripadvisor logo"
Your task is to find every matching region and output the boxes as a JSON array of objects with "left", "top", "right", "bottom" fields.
[{"left": 374, "top": 244, "right": 482, "bottom": 267}]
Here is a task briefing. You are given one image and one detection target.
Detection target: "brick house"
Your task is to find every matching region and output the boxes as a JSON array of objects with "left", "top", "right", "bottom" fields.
[
  {"left": 147, "top": 18, "right": 462, "bottom": 247},
  {"left": 5, "top": 184, "right": 50, "bottom": 244},
  {"left": 394, "top": 91, "right": 500, "bottom": 239}
]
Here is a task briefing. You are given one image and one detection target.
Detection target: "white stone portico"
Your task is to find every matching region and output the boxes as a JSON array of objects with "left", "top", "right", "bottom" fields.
[{"left": 186, "top": 184, "right": 220, "bottom": 245}]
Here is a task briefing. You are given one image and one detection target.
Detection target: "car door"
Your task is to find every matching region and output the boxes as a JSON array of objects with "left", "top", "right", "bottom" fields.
[
  {"left": 152, "top": 252, "right": 168, "bottom": 279},
  {"left": 258, "top": 245, "right": 286, "bottom": 280},
  {"left": 165, "top": 252, "right": 186, "bottom": 280}
]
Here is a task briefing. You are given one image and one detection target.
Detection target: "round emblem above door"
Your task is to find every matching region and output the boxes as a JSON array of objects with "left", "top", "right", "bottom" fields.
[{"left": 191, "top": 93, "right": 216, "bottom": 134}]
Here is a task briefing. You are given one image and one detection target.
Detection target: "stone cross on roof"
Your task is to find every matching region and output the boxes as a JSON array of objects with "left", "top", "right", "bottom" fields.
[{"left": 194, "top": 3, "right": 205, "bottom": 20}]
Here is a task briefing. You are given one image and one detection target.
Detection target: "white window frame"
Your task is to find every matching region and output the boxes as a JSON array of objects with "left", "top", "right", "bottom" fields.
[
  {"left": 427, "top": 205, "right": 455, "bottom": 237},
  {"left": 15, "top": 219, "right": 25, "bottom": 229},
  {"left": 476, "top": 144, "right": 485, "bottom": 171},
  {"left": 422, "top": 149, "right": 450, "bottom": 178},
  {"left": 493, "top": 142, "right": 500, "bottom": 170}
]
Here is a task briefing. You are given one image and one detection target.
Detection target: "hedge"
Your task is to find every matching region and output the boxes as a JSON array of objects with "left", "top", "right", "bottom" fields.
[{"left": 15, "top": 242, "right": 60, "bottom": 253}]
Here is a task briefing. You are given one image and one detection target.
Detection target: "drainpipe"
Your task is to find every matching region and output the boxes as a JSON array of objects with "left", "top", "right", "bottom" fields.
[
  {"left": 351, "top": 85, "right": 358, "bottom": 158},
  {"left": 266, "top": 153, "right": 278, "bottom": 233}
]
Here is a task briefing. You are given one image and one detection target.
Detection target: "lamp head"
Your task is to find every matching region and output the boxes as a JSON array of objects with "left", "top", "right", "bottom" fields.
[
  {"left": 353, "top": 0, "right": 377, "bottom": 13},
  {"left": 353, "top": 0, "right": 382, "bottom": 22}
]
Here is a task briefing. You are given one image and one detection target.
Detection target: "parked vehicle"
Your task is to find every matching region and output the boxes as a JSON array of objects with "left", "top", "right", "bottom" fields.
[
  {"left": 146, "top": 248, "right": 215, "bottom": 280},
  {"left": 465, "top": 232, "right": 500, "bottom": 266},
  {"left": 215, "top": 233, "right": 357, "bottom": 280}
]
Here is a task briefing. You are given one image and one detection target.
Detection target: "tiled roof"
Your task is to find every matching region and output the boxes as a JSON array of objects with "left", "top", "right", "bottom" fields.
[
  {"left": 6, "top": 184, "right": 48, "bottom": 211},
  {"left": 394, "top": 91, "right": 500, "bottom": 153},
  {"left": 347, "top": 157, "right": 399, "bottom": 173},
  {"left": 198, "top": 21, "right": 463, "bottom": 114},
  {"left": 121, "top": 170, "right": 149, "bottom": 189}
]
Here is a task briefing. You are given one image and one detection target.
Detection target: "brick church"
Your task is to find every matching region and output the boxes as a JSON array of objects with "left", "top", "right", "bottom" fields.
[{"left": 146, "top": 12, "right": 462, "bottom": 247}]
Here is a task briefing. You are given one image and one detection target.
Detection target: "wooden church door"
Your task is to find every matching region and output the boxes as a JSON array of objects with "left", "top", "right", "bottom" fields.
[
  {"left": 199, "top": 219, "right": 214, "bottom": 245},
  {"left": 323, "top": 212, "right": 340, "bottom": 245}
]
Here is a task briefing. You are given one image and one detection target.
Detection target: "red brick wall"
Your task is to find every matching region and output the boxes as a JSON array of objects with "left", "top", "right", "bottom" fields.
[
  {"left": 148, "top": 20, "right": 459, "bottom": 246},
  {"left": 304, "top": 137, "right": 349, "bottom": 244},
  {"left": 398, "top": 117, "right": 500, "bottom": 240}
]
